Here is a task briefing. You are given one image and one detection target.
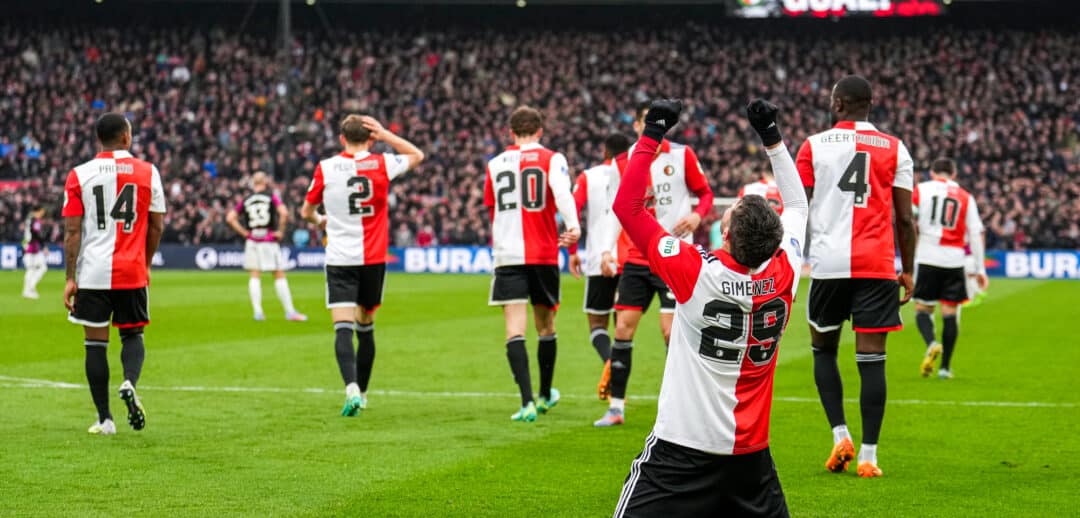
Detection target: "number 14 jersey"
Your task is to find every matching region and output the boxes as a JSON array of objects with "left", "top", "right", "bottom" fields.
[
  {"left": 796, "top": 121, "right": 913, "bottom": 279},
  {"left": 307, "top": 151, "right": 410, "bottom": 266},
  {"left": 61, "top": 150, "right": 167, "bottom": 290}
]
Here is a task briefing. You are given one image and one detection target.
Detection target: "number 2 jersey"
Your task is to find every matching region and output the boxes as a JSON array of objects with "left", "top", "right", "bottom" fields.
[
  {"left": 615, "top": 135, "right": 808, "bottom": 456},
  {"left": 237, "top": 191, "right": 283, "bottom": 242},
  {"left": 61, "top": 150, "right": 166, "bottom": 290},
  {"left": 483, "top": 143, "right": 580, "bottom": 267},
  {"left": 306, "top": 151, "right": 411, "bottom": 266},
  {"left": 797, "top": 121, "right": 913, "bottom": 279},
  {"left": 913, "top": 178, "right": 984, "bottom": 269}
]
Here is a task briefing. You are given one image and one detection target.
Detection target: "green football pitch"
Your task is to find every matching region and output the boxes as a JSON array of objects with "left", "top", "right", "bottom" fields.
[{"left": 1, "top": 271, "right": 1076, "bottom": 517}]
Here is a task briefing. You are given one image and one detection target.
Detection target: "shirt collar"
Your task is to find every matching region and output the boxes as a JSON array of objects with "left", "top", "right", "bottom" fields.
[
  {"left": 96, "top": 150, "right": 132, "bottom": 159},
  {"left": 832, "top": 121, "right": 878, "bottom": 131}
]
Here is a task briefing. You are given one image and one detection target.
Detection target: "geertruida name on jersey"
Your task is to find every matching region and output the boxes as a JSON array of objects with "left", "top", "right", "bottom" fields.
[
  {"left": 817, "top": 132, "right": 891, "bottom": 149},
  {"left": 719, "top": 278, "right": 777, "bottom": 297}
]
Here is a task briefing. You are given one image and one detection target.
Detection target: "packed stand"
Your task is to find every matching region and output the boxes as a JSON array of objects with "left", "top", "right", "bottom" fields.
[{"left": 1, "top": 22, "right": 1078, "bottom": 249}]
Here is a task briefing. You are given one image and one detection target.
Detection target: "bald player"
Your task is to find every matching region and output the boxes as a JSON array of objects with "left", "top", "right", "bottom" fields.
[{"left": 227, "top": 171, "right": 307, "bottom": 322}]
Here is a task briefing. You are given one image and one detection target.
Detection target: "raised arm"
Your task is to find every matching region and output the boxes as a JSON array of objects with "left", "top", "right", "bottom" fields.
[
  {"left": 360, "top": 116, "right": 425, "bottom": 172},
  {"left": 747, "top": 99, "right": 808, "bottom": 275}
]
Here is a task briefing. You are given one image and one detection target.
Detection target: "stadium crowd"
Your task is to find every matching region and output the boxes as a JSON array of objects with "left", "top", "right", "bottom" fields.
[{"left": 1, "top": 22, "right": 1078, "bottom": 249}]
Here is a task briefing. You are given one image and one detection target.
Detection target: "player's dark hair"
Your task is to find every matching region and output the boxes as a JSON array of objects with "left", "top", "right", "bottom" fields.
[
  {"left": 729, "top": 195, "right": 784, "bottom": 268},
  {"left": 931, "top": 157, "right": 956, "bottom": 176},
  {"left": 604, "top": 134, "right": 631, "bottom": 158},
  {"left": 635, "top": 101, "right": 650, "bottom": 122},
  {"left": 95, "top": 112, "right": 129, "bottom": 146},
  {"left": 340, "top": 115, "right": 372, "bottom": 144},
  {"left": 834, "top": 75, "right": 873, "bottom": 114},
  {"left": 509, "top": 106, "right": 544, "bottom": 137}
]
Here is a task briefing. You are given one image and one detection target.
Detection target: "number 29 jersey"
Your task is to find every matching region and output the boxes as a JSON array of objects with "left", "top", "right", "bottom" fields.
[
  {"left": 796, "top": 121, "right": 913, "bottom": 279},
  {"left": 61, "top": 150, "right": 167, "bottom": 290},
  {"left": 306, "top": 151, "right": 410, "bottom": 266}
]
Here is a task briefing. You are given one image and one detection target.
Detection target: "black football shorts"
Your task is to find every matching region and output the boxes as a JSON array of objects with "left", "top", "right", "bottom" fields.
[
  {"left": 326, "top": 264, "right": 386, "bottom": 310},
  {"left": 489, "top": 265, "right": 560, "bottom": 308},
  {"left": 807, "top": 278, "right": 902, "bottom": 333},
  {"left": 615, "top": 263, "right": 675, "bottom": 314},
  {"left": 68, "top": 288, "right": 150, "bottom": 328},
  {"left": 584, "top": 275, "right": 620, "bottom": 315},
  {"left": 615, "top": 435, "right": 789, "bottom": 518},
  {"left": 913, "top": 263, "right": 969, "bottom": 306}
]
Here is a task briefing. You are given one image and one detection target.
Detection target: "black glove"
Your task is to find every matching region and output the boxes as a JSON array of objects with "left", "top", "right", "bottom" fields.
[
  {"left": 643, "top": 98, "right": 683, "bottom": 142},
  {"left": 746, "top": 99, "right": 782, "bottom": 147}
]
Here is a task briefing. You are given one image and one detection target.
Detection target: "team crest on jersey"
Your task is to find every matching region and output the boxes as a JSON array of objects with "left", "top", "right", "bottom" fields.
[
  {"left": 663, "top": 165, "right": 675, "bottom": 176},
  {"left": 357, "top": 160, "right": 379, "bottom": 171},
  {"left": 658, "top": 236, "right": 680, "bottom": 258}
]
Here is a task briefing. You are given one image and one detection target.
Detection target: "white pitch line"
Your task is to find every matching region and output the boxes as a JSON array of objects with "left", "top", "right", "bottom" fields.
[{"left": 0, "top": 375, "right": 1074, "bottom": 409}]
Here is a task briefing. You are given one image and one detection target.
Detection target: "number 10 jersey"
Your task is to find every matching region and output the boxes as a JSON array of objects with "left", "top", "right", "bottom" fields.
[
  {"left": 307, "top": 151, "right": 410, "bottom": 266},
  {"left": 61, "top": 150, "right": 167, "bottom": 290},
  {"left": 796, "top": 121, "right": 914, "bottom": 280}
]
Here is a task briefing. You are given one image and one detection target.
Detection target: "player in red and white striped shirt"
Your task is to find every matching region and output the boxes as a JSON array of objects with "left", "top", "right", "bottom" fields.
[
  {"left": 596, "top": 102, "right": 715, "bottom": 427},
  {"left": 301, "top": 114, "right": 425, "bottom": 416},
  {"left": 911, "top": 158, "right": 987, "bottom": 379},
  {"left": 796, "top": 75, "right": 918, "bottom": 478},
  {"left": 61, "top": 113, "right": 166, "bottom": 435},
  {"left": 483, "top": 106, "right": 581, "bottom": 422},
  {"left": 614, "top": 99, "right": 805, "bottom": 517},
  {"left": 739, "top": 168, "right": 783, "bottom": 214},
  {"left": 567, "top": 134, "right": 631, "bottom": 399}
]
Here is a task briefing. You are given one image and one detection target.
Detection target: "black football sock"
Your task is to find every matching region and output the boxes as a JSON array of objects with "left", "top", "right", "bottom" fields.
[
  {"left": 915, "top": 311, "right": 936, "bottom": 347},
  {"left": 85, "top": 341, "right": 112, "bottom": 422},
  {"left": 609, "top": 340, "right": 633, "bottom": 400},
  {"left": 334, "top": 322, "right": 357, "bottom": 386},
  {"left": 855, "top": 353, "right": 887, "bottom": 445},
  {"left": 119, "top": 329, "right": 145, "bottom": 385},
  {"left": 506, "top": 336, "right": 532, "bottom": 407},
  {"left": 590, "top": 327, "right": 611, "bottom": 362},
  {"left": 941, "top": 315, "right": 958, "bottom": 370},
  {"left": 813, "top": 346, "right": 846, "bottom": 428},
  {"left": 537, "top": 335, "right": 557, "bottom": 400},
  {"left": 355, "top": 323, "right": 375, "bottom": 393}
]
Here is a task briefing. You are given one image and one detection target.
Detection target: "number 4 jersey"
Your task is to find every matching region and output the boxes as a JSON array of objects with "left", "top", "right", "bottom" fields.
[
  {"left": 61, "top": 150, "right": 166, "bottom": 289},
  {"left": 797, "top": 121, "right": 914, "bottom": 279},
  {"left": 484, "top": 143, "right": 580, "bottom": 267},
  {"left": 306, "top": 151, "right": 410, "bottom": 266}
]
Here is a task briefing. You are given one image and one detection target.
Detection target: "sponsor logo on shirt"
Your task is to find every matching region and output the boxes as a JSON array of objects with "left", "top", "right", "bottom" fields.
[{"left": 658, "top": 236, "right": 680, "bottom": 258}]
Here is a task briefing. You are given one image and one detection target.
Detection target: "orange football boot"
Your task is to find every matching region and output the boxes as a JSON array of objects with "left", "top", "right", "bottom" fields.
[
  {"left": 825, "top": 438, "right": 856, "bottom": 473},
  {"left": 857, "top": 461, "right": 883, "bottom": 478},
  {"left": 597, "top": 359, "right": 612, "bottom": 400}
]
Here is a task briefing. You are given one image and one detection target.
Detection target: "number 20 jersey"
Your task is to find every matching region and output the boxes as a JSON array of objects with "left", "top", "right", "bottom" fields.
[
  {"left": 796, "top": 121, "right": 914, "bottom": 279},
  {"left": 61, "top": 150, "right": 167, "bottom": 290},
  {"left": 483, "top": 143, "right": 578, "bottom": 267},
  {"left": 306, "top": 151, "right": 410, "bottom": 266}
]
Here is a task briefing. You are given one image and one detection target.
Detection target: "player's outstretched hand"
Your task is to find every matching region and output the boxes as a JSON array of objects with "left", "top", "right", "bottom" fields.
[
  {"left": 642, "top": 98, "right": 683, "bottom": 141},
  {"left": 559, "top": 227, "right": 581, "bottom": 248},
  {"left": 746, "top": 99, "right": 783, "bottom": 147},
  {"left": 360, "top": 116, "right": 387, "bottom": 140},
  {"left": 898, "top": 271, "right": 914, "bottom": 304},
  {"left": 63, "top": 279, "right": 77, "bottom": 313},
  {"left": 568, "top": 254, "right": 582, "bottom": 279}
]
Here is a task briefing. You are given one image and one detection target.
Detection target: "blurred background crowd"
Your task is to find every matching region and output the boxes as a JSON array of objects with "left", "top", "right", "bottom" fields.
[{"left": 1, "top": 10, "right": 1078, "bottom": 250}]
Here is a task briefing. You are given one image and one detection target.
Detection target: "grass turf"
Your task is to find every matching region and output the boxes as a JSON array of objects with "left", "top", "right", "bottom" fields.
[{"left": 0, "top": 271, "right": 1077, "bottom": 517}]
